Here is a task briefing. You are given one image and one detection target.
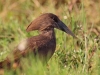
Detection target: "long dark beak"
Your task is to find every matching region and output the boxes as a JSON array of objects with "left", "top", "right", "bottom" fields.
[{"left": 57, "top": 21, "right": 77, "bottom": 38}]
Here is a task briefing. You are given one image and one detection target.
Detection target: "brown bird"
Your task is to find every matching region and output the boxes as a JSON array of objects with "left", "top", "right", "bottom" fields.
[{"left": 0, "top": 13, "right": 76, "bottom": 69}]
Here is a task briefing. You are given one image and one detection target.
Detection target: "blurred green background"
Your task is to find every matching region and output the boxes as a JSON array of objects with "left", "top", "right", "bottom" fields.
[{"left": 0, "top": 0, "right": 100, "bottom": 75}]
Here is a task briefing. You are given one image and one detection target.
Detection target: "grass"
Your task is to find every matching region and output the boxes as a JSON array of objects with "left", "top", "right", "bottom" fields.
[{"left": 0, "top": 0, "right": 100, "bottom": 75}]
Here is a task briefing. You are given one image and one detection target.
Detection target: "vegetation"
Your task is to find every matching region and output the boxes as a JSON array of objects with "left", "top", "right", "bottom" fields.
[{"left": 0, "top": 0, "right": 100, "bottom": 75}]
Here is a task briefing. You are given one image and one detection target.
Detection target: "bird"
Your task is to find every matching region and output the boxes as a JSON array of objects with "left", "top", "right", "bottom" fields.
[{"left": 0, "top": 13, "right": 76, "bottom": 69}]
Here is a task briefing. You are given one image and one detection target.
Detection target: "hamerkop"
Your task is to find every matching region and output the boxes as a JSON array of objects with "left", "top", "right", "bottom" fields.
[{"left": 0, "top": 13, "right": 76, "bottom": 69}]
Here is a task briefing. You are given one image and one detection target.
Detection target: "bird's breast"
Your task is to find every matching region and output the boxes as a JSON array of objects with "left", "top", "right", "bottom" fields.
[{"left": 36, "top": 38, "right": 56, "bottom": 60}]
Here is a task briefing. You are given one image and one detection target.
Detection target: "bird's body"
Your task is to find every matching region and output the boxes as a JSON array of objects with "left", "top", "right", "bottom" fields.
[
  {"left": 0, "top": 13, "right": 76, "bottom": 69},
  {"left": 14, "top": 29, "right": 56, "bottom": 62}
]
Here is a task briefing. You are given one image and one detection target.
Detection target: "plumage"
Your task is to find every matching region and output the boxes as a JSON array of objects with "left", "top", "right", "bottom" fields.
[{"left": 0, "top": 13, "right": 76, "bottom": 69}]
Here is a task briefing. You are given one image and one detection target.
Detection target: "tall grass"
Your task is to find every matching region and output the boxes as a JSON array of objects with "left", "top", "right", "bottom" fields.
[{"left": 0, "top": 0, "right": 99, "bottom": 75}]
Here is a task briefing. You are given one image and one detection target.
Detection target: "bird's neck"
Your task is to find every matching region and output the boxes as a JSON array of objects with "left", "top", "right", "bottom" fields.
[{"left": 40, "top": 29, "right": 56, "bottom": 39}]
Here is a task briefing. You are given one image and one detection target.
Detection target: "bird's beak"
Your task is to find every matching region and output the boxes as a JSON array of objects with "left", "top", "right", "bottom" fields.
[{"left": 57, "top": 21, "right": 77, "bottom": 38}]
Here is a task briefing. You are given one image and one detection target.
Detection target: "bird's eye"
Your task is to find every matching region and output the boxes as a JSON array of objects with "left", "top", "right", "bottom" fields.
[{"left": 52, "top": 17, "right": 58, "bottom": 22}]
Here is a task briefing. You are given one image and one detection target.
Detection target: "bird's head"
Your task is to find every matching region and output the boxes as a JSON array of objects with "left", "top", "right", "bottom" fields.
[{"left": 26, "top": 13, "right": 76, "bottom": 38}]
